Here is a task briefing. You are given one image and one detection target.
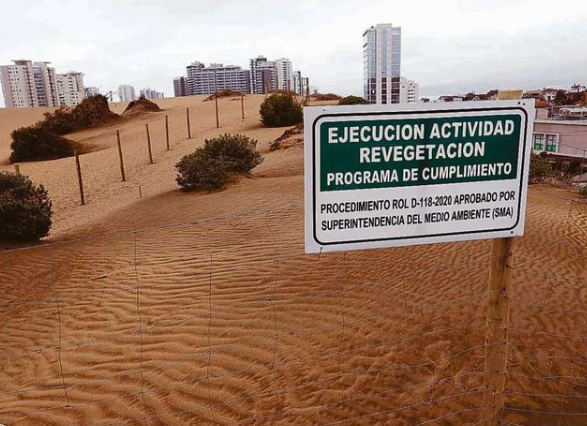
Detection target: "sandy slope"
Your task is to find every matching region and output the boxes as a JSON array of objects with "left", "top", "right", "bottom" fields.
[{"left": 0, "top": 97, "right": 586, "bottom": 426}]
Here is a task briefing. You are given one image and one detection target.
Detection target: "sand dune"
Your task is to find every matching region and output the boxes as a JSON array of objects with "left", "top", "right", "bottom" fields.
[{"left": 0, "top": 96, "right": 585, "bottom": 425}]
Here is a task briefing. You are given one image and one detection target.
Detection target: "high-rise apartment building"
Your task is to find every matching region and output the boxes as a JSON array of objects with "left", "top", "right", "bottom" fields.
[
  {"left": 140, "top": 88, "right": 164, "bottom": 100},
  {"left": 186, "top": 62, "right": 250, "bottom": 95},
  {"left": 55, "top": 71, "right": 85, "bottom": 107},
  {"left": 0, "top": 59, "right": 58, "bottom": 108},
  {"left": 173, "top": 76, "right": 188, "bottom": 97},
  {"left": 275, "top": 58, "right": 293, "bottom": 91},
  {"left": 249, "top": 56, "right": 277, "bottom": 94},
  {"left": 399, "top": 77, "right": 419, "bottom": 103},
  {"left": 118, "top": 84, "right": 136, "bottom": 102},
  {"left": 292, "top": 70, "right": 303, "bottom": 95},
  {"left": 363, "top": 24, "right": 401, "bottom": 104}
]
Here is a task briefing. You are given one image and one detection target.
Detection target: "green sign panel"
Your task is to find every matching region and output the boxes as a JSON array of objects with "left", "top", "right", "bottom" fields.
[{"left": 320, "top": 114, "right": 521, "bottom": 191}]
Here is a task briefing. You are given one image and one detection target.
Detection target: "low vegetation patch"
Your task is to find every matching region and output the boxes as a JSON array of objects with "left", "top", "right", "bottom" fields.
[
  {"left": 338, "top": 95, "right": 369, "bottom": 105},
  {"left": 10, "top": 95, "right": 117, "bottom": 163},
  {"left": 270, "top": 123, "right": 304, "bottom": 151},
  {"left": 529, "top": 152, "right": 554, "bottom": 183},
  {"left": 204, "top": 89, "right": 243, "bottom": 101},
  {"left": 122, "top": 97, "right": 162, "bottom": 116},
  {"left": 176, "top": 134, "right": 264, "bottom": 191},
  {"left": 260, "top": 94, "right": 303, "bottom": 127},
  {"left": 312, "top": 93, "right": 341, "bottom": 101},
  {"left": 0, "top": 172, "right": 52, "bottom": 242}
]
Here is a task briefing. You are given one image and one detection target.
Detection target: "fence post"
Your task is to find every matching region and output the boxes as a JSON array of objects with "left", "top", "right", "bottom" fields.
[
  {"left": 483, "top": 237, "right": 513, "bottom": 426},
  {"left": 186, "top": 107, "right": 192, "bottom": 139},
  {"left": 74, "top": 150, "right": 85, "bottom": 206},
  {"left": 165, "top": 115, "right": 170, "bottom": 151},
  {"left": 116, "top": 130, "right": 126, "bottom": 182},
  {"left": 145, "top": 123, "right": 153, "bottom": 165},
  {"left": 213, "top": 69, "right": 220, "bottom": 128},
  {"left": 14, "top": 164, "right": 20, "bottom": 175},
  {"left": 241, "top": 91, "right": 245, "bottom": 120}
]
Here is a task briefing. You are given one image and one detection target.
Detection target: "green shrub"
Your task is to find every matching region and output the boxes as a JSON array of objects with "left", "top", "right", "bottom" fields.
[
  {"left": 42, "top": 95, "right": 117, "bottom": 135},
  {"left": 10, "top": 126, "right": 77, "bottom": 163},
  {"left": 201, "top": 134, "right": 263, "bottom": 174},
  {"left": 10, "top": 95, "right": 117, "bottom": 163},
  {"left": 70, "top": 95, "right": 118, "bottom": 128},
  {"left": 260, "top": 94, "right": 303, "bottom": 127},
  {"left": 338, "top": 95, "right": 369, "bottom": 105},
  {"left": 42, "top": 107, "right": 76, "bottom": 134},
  {"left": 529, "top": 152, "right": 554, "bottom": 183},
  {"left": 176, "top": 152, "right": 228, "bottom": 191},
  {"left": 176, "top": 134, "right": 263, "bottom": 191},
  {"left": 0, "top": 172, "right": 52, "bottom": 242}
]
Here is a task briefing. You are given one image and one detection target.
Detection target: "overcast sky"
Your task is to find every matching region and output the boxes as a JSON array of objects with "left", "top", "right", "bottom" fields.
[{"left": 1, "top": 0, "right": 586, "bottom": 105}]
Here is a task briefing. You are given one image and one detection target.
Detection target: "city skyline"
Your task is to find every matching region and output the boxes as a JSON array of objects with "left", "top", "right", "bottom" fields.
[{"left": 0, "top": 0, "right": 586, "bottom": 107}]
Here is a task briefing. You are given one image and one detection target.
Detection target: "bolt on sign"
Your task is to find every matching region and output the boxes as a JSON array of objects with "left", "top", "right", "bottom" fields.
[{"left": 304, "top": 100, "right": 535, "bottom": 253}]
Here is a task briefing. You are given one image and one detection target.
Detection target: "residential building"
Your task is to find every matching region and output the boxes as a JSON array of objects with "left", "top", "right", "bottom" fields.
[
  {"left": 275, "top": 58, "right": 293, "bottom": 91},
  {"left": 292, "top": 70, "right": 303, "bottom": 95},
  {"left": 0, "top": 59, "right": 58, "bottom": 108},
  {"left": 118, "top": 84, "right": 136, "bottom": 102},
  {"left": 399, "top": 77, "right": 419, "bottom": 103},
  {"left": 55, "top": 71, "right": 85, "bottom": 107},
  {"left": 363, "top": 24, "right": 401, "bottom": 104},
  {"left": 140, "top": 87, "right": 164, "bottom": 100},
  {"left": 186, "top": 62, "right": 250, "bottom": 95},
  {"left": 532, "top": 119, "right": 587, "bottom": 160},
  {"left": 250, "top": 56, "right": 277, "bottom": 94},
  {"left": 173, "top": 76, "right": 188, "bottom": 97},
  {"left": 85, "top": 86, "right": 100, "bottom": 97}
]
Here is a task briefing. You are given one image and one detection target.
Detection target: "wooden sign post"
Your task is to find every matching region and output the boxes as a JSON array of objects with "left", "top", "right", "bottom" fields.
[{"left": 483, "top": 237, "right": 513, "bottom": 425}]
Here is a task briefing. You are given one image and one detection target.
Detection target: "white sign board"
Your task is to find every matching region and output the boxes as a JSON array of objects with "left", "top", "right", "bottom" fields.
[{"left": 304, "top": 100, "right": 535, "bottom": 253}]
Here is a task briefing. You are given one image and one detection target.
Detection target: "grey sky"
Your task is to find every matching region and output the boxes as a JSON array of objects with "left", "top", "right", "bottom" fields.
[{"left": 1, "top": 0, "right": 586, "bottom": 105}]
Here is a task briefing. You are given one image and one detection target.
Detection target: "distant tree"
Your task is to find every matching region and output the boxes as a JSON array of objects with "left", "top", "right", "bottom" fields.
[
  {"left": 338, "top": 95, "right": 369, "bottom": 105},
  {"left": 260, "top": 94, "right": 303, "bottom": 127},
  {"left": 554, "top": 90, "right": 567, "bottom": 105}
]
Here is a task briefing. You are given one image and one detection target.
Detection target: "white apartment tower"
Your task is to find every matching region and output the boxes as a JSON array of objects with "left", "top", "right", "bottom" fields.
[
  {"left": 363, "top": 24, "right": 401, "bottom": 104},
  {"left": 0, "top": 60, "right": 58, "bottom": 108},
  {"left": 399, "top": 77, "right": 419, "bottom": 103},
  {"left": 56, "top": 71, "right": 86, "bottom": 107},
  {"left": 292, "top": 70, "right": 302, "bottom": 95},
  {"left": 118, "top": 84, "right": 136, "bottom": 102},
  {"left": 275, "top": 58, "right": 293, "bottom": 91},
  {"left": 250, "top": 56, "right": 277, "bottom": 94}
]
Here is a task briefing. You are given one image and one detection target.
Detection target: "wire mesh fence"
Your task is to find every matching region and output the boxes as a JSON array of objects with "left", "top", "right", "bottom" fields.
[{"left": 0, "top": 189, "right": 585, "bottom": 426}]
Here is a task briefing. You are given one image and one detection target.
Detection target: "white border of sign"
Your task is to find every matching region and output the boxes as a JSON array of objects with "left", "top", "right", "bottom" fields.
[{"left": 304, "top": 100, "right": 535, "bottom": 254}]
